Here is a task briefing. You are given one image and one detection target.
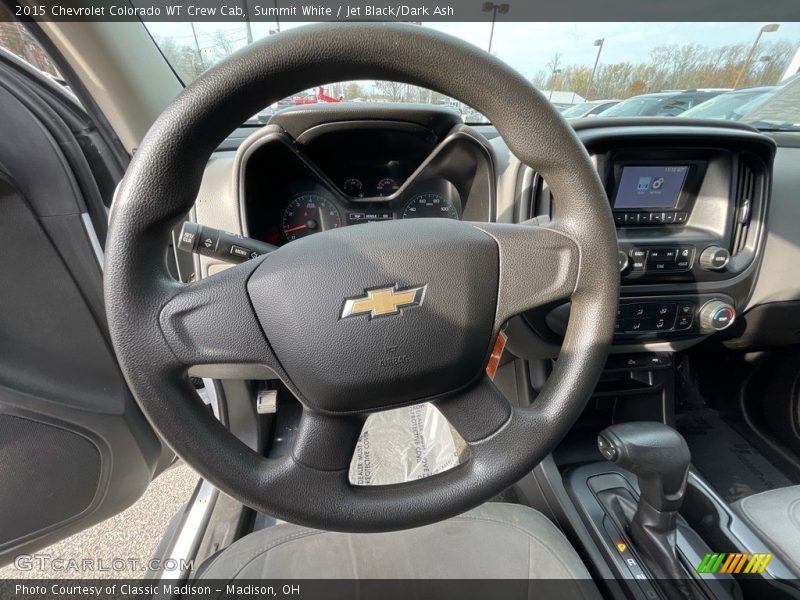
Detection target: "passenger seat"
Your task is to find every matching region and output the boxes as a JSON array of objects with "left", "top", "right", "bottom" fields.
[{"left": 732, "top": 486, "right": 800, "bottom": 575}]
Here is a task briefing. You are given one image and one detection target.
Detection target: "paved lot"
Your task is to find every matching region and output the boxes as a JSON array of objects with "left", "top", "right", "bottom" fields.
[{"left": 0, "top": 463, "right": 199, "bottom": 580}]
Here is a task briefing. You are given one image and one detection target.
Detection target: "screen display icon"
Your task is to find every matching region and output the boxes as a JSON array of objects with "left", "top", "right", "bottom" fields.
[{"left": 615, "top": 165, "right": 689, "bottom": 210}]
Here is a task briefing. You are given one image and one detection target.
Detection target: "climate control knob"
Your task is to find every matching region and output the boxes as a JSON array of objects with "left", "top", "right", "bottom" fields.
[
  {"left": 698, "top": 300, "right": 736, "bottom": 333},
  {"left": 699, "top": 246, "right": 730, "bottom": 271}
]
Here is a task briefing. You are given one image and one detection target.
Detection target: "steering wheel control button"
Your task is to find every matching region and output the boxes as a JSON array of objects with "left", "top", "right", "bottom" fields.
[
  {"left": 698, "top": 300, "right": 736, "bottom": 333},
  {"left": 230, "top": 245, "right": 250, "bottom": 258},
  {"left": 699, "top": 245, "right": 731, "bottom": 271},
  {"left": 178, "top": 222, "right": 276, "bottom": 264}
]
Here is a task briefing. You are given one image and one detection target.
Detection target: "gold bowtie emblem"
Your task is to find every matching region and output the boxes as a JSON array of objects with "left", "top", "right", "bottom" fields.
[{"left": 341, "top": 285, "right": 426, "bottom": 319}]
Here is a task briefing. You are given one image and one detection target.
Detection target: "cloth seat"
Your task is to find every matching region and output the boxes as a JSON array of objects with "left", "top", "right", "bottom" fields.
[
  {"left": 733, "top": 485, "right": 800, "bottom": 575},
  {"left": 198, "top": 502, "right": 600, "bottom": 598}
]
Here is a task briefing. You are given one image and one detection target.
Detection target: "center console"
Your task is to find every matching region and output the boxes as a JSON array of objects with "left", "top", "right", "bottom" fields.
[
  {"left": 526, "top": 124, "right": 775, "bottom": 351},
  {"left": 517, "top": 126, "right": 786, "bottom": 599}
]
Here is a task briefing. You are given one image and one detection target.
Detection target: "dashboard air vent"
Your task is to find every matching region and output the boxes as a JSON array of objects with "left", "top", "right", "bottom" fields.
[{"left": 732, "top": 160, "right": 756, "bottom": 255}]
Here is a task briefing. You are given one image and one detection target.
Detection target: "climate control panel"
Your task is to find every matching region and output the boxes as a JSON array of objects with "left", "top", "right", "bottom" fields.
[
  {"left": 544, "top": 293, "right": 737, "bottom": 342},
  {"left": 616, "top": 301, "right": 694, "bottom": 335},
  {"left": 612, "top": 295, "right": 736, "bottom": 338}
]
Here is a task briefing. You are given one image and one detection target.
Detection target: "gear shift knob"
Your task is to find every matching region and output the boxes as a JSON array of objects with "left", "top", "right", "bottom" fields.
[{"left": 598, "top": 422, "right": 691, "bottom": 512}]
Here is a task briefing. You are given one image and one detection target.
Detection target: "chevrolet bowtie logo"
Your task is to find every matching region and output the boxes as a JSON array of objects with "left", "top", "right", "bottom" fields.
[{"left": 340, "top": 285, "right": 427, "bottom": 319}]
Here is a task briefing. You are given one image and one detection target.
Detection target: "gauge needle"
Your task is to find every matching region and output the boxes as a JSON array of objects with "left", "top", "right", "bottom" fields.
[{"left": 284, "top": 224, "right": 307, "bottom": 234}]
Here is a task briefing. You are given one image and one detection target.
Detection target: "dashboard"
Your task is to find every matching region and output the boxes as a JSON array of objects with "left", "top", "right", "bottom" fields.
[{"left": 188, "top": 105, "right": 795, "bottom": 356}]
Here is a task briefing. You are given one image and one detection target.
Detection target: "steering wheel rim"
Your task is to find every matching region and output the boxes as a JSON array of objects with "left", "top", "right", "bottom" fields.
[{"left": 105, "top": 22, "right": 618, "bottom": 532}]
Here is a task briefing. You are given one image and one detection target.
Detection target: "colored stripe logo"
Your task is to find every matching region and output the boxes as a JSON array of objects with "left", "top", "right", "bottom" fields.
[{"left": 697, "top": 552, "right": 773, "bottom": 574}]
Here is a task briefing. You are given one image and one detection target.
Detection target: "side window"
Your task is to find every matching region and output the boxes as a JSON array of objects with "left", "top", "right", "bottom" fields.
[{"left": 0, "top": 6, "right": 61, "bottom": 77}]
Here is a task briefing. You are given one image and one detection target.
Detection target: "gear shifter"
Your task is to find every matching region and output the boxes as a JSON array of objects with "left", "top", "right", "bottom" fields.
[{"left": 598, "top": 422, "right": 695, "bottom": 597}]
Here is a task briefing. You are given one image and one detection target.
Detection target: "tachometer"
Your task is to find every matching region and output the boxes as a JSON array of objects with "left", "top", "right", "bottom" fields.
[
  {"left": 376, "top": 178, "right": 400, "bottom": 197},
  {"left": 282, "top": 194, "right": 341, "bottom": 241},
  {"left": 401, "top": 192, "right": 458, "bottom": 220},
  {"left": 343, "top": 178, "right": 364, "bottom": 197}
]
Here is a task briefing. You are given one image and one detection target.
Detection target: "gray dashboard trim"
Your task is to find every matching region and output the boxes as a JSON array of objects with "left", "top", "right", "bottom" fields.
[{"left": 746, "top": 146, "right": 800, "bottom": 310}]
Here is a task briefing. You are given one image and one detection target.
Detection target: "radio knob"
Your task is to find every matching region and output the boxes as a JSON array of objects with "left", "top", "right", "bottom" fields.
[
  {"left": 698, "top": 300, "right": 736, "bottom": 333},
  {"left": 618, "top": 250, "right": 630, "bottom": 273},
  {"left": 699, "top": 246, "right": 730, "bottom": 271}
]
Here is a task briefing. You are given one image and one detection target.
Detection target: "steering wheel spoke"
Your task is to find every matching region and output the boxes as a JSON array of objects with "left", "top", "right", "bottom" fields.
[
  {"left": 435, "top": 377, "right": 513, "bottom": 443},
  {"left": 473, "top": 221, "right": 580, "bottom": 329},
  {"left": 292, "top": 410, "right": 366, "bottom": 472},
  {"left": 158, "top": 259, "right": 278, "bottom": 376}
]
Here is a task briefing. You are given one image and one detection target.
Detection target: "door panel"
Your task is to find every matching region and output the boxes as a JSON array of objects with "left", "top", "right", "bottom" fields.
[{"left": 0, "top": 50, "right": 166, "bottom": 564}]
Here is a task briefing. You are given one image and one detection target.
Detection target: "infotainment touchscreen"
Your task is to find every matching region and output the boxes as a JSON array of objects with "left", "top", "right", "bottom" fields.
[{"left": 614, "top": 165, "right": 689, "bottom": 210}]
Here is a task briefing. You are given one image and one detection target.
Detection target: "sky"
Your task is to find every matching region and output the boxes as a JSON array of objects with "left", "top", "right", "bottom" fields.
[{"left": 146, "top": 21, "right": 800, "bottom": 81}]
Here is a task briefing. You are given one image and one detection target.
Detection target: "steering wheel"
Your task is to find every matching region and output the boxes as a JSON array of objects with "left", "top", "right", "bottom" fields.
[{"left": 105, "top": 23, "right": 618, "bottom": 532}]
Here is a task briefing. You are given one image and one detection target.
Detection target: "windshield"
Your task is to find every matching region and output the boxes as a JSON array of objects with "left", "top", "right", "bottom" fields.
[{"left": 144, "top": 21, "right": 800, "bottom": 130}]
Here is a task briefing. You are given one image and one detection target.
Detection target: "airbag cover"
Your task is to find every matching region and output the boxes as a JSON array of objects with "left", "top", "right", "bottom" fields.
[{"left": 248, "top": 219, "right": 498, "bottom": 413}]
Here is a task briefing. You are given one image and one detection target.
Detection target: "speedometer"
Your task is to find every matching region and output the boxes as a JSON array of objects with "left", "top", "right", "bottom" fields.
[
  {"left": 282, "top": 194, "right": 341, "bottom": 241},
  {"left": 401, "top": 192, "right": 458, "bottom": 220}
]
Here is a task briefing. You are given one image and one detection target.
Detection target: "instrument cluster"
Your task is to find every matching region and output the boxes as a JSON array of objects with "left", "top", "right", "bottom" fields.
[
  {"left": 242, "top": 121, "right": 494, "bottom": 247},
  {"left": 274, "top": 177, "right": 460, "bottom": 245}
]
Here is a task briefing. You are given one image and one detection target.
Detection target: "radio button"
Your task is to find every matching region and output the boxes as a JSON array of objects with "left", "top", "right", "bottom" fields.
[
  {"left": 699, "top": 246, "right": 730, "bottom": 271},
  {"left": 649, "top": 261, "right": 672, "bottom": 271},
  {"left": 624, "top": 213, "right": 640, "bottom": 225},
  {"left": 648, "top": 248, "right": 678, "bottom": 262},
  {"left": 651, "top": 212, "right": 665, "bottom": 224},
  {"left": 629, "top": 250, "right": 647, "bottom": 271},
  {"left": 618, "top": 250, "right": 630, "bottom": 272},
  {"left": 664, "top": 213, "right": 676, "bottom": 224},
  {"left": 638, "top": 213, "right": 652, "bottom": 224},
  {"left": 674, "top": 212, "right": 688, "bottom": 224},
  {"left": 648, "top": 248, "right": 677, "bottom": 262}
]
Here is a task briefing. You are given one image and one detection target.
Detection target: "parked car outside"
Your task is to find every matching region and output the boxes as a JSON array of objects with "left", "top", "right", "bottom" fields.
[
  {"left": 680, "top": 86, "right": 778, "bottom": 120},
  {"left": 561, "top": 99, "right": 621, "bottom": 118},
  {"left": 600, "top": 90, "right": 728, "bottom": 117}
]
